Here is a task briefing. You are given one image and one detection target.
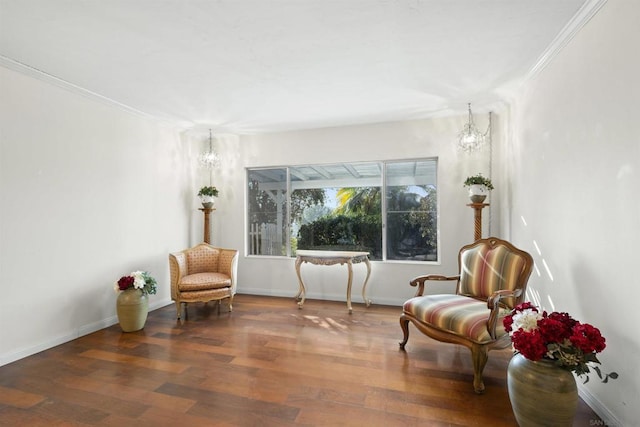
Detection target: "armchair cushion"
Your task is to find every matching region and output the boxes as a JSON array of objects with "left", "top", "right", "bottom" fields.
[
  {"left": 403, "top": 294, "right": 509, "bottom": 344},
  {"left": 178, "top": 272, "right": 231, "bottom": 291}
]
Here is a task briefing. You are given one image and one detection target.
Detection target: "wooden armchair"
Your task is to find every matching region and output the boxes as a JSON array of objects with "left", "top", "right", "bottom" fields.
[
  {"left": 169, "top": 243, "right": 238, "bottom": 320},
  {"left": 399, "top": 237, "right": 533, "bottom": 393}
]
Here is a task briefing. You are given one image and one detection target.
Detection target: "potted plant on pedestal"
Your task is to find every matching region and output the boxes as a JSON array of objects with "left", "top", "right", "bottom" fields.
[
  {"left": 463, "top": 173, "right": 494, "bottom": 203},
  {"left": 198, "top": 185, "right": 219, "bottom": 208}
]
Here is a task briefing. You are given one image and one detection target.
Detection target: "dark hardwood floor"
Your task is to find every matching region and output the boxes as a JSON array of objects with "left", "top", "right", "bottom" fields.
[{"left": 0, "top": 294, "right": 601, "bottom": 426}]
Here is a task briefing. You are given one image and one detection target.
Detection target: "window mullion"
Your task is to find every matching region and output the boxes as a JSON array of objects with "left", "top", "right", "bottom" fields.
[{"left": 381, "top": 161, "right": 387, "bottom": 261}]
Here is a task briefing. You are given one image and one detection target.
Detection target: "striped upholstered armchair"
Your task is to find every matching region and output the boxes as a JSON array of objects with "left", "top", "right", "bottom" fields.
[
  {"left": 399, "top": 237, "right": 533, "bottom": 393},
  {"left": 169, "top": 243, "right": 238, "bottom": 320}
]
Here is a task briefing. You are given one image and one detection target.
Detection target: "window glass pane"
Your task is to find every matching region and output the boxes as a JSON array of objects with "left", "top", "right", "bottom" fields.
[
  {"left": 292, "top": 162, "right": 383, "bottom": 260},
  {"left": 385, "top": 160, "right": 438, "bottom": 261},
  {"left": 247, "top": 168, "right": 288, "bottom": 255},
  {"left": 246, "top": 159, "right": 438, "bottom": 262}
]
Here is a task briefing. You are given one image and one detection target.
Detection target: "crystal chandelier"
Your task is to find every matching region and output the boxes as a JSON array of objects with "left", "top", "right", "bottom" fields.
[
  {"left": 198, "top": 129, "right": 219, "bottom": 169},
  {"left": 457, "top": 103, "right": 486, "bottom": 153}
]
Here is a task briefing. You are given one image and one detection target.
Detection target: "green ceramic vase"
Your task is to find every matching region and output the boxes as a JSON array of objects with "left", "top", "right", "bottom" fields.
[
  {"left": 116, "top": 288, "right": 148, "bottom": 332},
  {"left": 507, "top": 353, "right": 578, "bottom": 427}
]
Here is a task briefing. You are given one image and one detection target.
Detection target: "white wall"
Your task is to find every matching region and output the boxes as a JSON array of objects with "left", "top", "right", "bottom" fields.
[
  {"left": 500, "top": 1, "right": 639, "bottom": 425},
  {"left": 0, "top": 65, "right": 193, "bottom": 365},
  {"left": 0, "top": 61, "right": 502, "bottom": 366},
  {"left": 207, "top": 113, "right": 501, "bottom": 307}
]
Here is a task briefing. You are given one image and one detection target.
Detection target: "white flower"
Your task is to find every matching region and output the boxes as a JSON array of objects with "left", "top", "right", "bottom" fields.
[
  {"left": 113, "top": 282, "right": 120, "bottom": 294},
  {"left": 510, "top": 309, "right": 541, "bottom": 334},
  {"left": 131, "top": 271, "right": 146, "bottom": 289}
]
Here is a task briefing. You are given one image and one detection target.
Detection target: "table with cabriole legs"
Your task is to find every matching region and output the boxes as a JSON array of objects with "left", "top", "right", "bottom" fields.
[{"left": 294, "top": 250, "right": 372, "bottom": 313}]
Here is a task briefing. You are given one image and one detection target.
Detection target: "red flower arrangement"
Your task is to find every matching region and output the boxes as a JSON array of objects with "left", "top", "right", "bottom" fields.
[
  {"left": 504, "top": 302, "right": 618, "bottom": 383},
  {"left": 113, "top": 271, "right": 157, "bottom": 296},
  {"left": 116, "top": 275, "right": 136, "bottom": 291}
]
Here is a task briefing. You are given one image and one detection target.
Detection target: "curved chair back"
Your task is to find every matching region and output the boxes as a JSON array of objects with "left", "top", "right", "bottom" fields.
[
  {"left": 186, "top": 243, "right": 222, "bottom": 274},
  {"left": 457, "top": 238, "right": 533, "bottom": 308}
]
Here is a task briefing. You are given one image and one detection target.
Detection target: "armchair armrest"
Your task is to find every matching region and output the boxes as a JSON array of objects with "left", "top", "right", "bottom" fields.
[
  {"left": 217, "top": 249, "right": 237, "bottom": 275},
  {"left": 217, "top": 248, "right": 239, "bottom": 295},
  {"left": 486, "top": 288, "right": 523, "bottom": 339},
  {"left": 409, "top": 274, "right": 460, "bottom": 297},
  {"left": 169, "top": 251, "right": 187, "bottom": 299}
]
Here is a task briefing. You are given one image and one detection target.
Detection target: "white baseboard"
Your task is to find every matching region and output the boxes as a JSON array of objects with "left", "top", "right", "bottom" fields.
[
  {"left": 236, "top": 287, "right": 404, "bottom": 307},
  {"left": 0, "top": 299, "right": 173, "bottom": 367},
  {"left": 578, "top": 384, "right": 622, "bottom": 427}
]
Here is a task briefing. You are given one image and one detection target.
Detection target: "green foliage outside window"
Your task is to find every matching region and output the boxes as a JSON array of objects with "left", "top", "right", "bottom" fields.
[
  {"left": 296, "top": 186, "right": 437, "bottom": 261},
  {"left": 297, "top": 214, "right": 382, "bottom": 259}
]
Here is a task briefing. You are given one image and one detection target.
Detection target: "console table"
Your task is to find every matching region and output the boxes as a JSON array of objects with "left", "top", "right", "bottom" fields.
[{"left": 294, "top": 250, "right": 372, "bottom": 313}]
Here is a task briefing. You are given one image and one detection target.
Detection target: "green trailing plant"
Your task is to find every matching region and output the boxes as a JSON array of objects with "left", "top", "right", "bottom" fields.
[
  {"left": 198, "top": 186, "right": 219, "bottom": 197},
  {"left": 463, "top": 173, "right": 494, "bottom": 190}
]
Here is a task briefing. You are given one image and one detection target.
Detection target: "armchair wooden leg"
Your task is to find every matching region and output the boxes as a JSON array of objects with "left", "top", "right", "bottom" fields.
[
  {"left": 399, "top": 313, "right": 410, "bottom": 350},
  {"left": 471, "top": 344, "right": 488, "bottom": 394},
  {"left": 228, "top": 295, "right": 234, "bottom": 312},
  {"left": 175, "top": 301, "right": 181, "bottom": 320}
]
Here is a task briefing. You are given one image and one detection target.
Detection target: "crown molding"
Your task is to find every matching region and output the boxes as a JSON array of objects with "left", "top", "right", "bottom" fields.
[
  {"left": 0, "top": 54, "right": 172, "bottom": 124},
  {"left": 525, "top": 0, "right": 608, "bottom": 82}
]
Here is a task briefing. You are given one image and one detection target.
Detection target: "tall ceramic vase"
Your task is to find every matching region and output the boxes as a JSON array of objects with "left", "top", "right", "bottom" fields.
[
  {"left": 116, "top": 288, "right": 149, "bottom": 332},
  {"left": 507, "top": 353, "right": 578, "bottom": 427}
]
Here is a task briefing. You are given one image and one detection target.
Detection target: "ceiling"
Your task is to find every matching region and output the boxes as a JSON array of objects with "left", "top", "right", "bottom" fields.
[{"left": 0, "top": 0, "right": 595, "bottom": 134}]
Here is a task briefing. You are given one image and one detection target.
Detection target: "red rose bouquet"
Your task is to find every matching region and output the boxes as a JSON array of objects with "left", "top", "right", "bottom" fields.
[
  {"left": 113, "top": 271, "right": 157, "bottom": 296},
  {"left": 504, "top": 302, "right": 617, "bottom": 383}
]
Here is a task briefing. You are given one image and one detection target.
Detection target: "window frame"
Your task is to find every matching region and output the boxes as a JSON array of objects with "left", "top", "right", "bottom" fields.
[{"left": 246, "top": 158, "right": 439, "bottom": 264}]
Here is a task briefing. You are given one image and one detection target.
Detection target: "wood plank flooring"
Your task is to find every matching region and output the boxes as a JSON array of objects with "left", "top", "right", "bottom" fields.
[{"left": 0, "top": 294, "right": 602, "bottom": 426}]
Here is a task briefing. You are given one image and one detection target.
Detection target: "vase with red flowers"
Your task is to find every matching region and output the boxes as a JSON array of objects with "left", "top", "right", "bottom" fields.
[
  {"left": 503, "top": 302, "right": 617, "bottom": 427},
  {"left": 113, "top": 271, "right": 157, "bottom": 332}
]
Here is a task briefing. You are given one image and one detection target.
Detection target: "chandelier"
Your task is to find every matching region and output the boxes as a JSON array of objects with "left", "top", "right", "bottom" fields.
[
  {"left": 457, "top": 103, "right": 487, "bottom": 153},
  {"left": 198, "top": 129, "right": 219, "bottom": 169}
]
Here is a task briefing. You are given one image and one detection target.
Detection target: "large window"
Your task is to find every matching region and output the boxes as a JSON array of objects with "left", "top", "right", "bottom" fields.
[{"left": 247, "top": 159, "right": 437, "bottom": 262}]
